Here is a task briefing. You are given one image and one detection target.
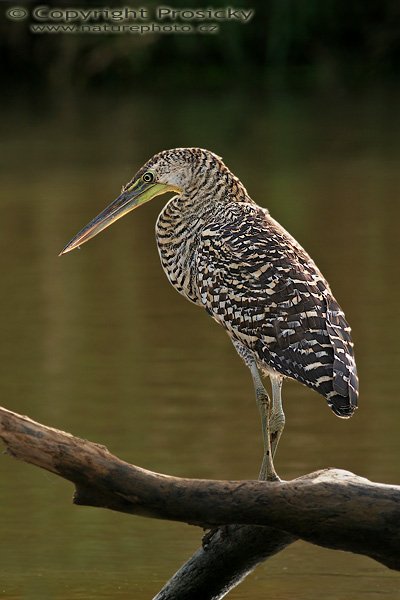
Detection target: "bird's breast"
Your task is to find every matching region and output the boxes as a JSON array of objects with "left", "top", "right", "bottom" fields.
[{"left": 155, "top": 202, "right": 204, "bottom": 305}]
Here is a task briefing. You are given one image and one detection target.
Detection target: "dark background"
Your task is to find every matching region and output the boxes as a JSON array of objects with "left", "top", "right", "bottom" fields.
[{"left": 1, "top": 0, "right": 400, "bottom": 98}]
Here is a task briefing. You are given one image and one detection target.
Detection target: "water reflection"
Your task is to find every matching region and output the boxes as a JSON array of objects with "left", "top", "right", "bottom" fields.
[{"left": 0, "top": 89, "right": 399, "bottom": 598}]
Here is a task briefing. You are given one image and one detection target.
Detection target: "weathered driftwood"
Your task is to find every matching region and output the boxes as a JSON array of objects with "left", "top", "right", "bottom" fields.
[
  {"left": 0, "top": 406, "right": 399, "bottom": 600},
  {"left": 153, "top": 525, "right": 297, "bottom": 599}
]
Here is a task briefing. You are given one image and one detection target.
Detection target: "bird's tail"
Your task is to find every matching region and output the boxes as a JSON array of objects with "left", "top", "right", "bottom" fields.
[
  {"left": 325, "top": 299, "right": 359, "bottom": 419},
  {"left": 327, "top": 390, "right": 358, "bottom": 418}
]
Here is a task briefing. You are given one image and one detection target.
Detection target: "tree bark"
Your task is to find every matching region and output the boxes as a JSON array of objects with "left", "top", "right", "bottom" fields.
[
  {"left": 0, "top": 406, "right": 399, "bottom": 600},
  {"left": 153, "top": 525, "right": 297, "bottom": 600}
]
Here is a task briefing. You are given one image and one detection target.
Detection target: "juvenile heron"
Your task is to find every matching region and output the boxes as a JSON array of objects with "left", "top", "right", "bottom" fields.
[{"left": 60, "top": 148, "right": 358, "bottom": 481}]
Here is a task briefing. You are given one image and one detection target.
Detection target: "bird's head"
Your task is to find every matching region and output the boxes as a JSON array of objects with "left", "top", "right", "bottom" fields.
[{"left": 59, "top": 148, "right": 223, "bottom": 255}]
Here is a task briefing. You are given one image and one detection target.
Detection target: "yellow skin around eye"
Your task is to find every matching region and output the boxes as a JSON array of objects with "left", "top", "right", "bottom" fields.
[{"left": 142, "top": 171, "right": 155, "bottom": 183}]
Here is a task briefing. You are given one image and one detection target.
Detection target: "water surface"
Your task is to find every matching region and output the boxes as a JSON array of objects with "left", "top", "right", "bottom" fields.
[{"left": 0, "top": 89, "right": 399, "bottom": 598}]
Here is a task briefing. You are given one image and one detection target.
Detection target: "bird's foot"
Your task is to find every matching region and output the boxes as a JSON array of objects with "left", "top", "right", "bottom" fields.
[{"left": 258, "top": 456, "right": 281, "bottom": 482}]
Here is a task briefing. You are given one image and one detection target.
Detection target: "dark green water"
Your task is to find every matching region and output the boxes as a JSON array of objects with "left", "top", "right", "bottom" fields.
[{"left": 0, "top": 89, "right": 399, "bottom": 598}]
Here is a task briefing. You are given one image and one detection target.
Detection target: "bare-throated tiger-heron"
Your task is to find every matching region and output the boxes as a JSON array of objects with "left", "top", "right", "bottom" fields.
[{"left": 60, "top": 148, "right": 358, "bottom": 481}]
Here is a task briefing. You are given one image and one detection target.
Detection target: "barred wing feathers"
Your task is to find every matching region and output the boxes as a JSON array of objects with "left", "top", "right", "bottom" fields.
[{"left": 195, "top": 203, "right": 358, "bottom": 417}]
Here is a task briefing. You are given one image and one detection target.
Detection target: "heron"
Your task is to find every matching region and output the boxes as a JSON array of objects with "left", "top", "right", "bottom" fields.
[{"left": 60, "top": 148, "right": 358, "bottom": 481}]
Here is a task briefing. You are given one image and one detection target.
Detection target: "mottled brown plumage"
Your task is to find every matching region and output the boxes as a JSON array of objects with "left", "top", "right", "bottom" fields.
[
  {"left": 154, "top": 148, "right": 358, "bottom": 417},
  {"left": 61, "top": 147, "right": 359, "bottom": 480}
]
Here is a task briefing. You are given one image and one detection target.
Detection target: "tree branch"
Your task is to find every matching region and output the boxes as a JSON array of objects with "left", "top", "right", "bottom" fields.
[
  {"left": 0, "top": 405, "right": 399, "bottom": 600},
  {"left": 153, "top": 524, "right": 297, "bottom": 600}
]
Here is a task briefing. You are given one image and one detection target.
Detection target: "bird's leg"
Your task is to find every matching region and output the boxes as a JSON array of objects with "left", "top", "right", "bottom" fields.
[
  {"left": 249, "top": 364, "right": 279, "bottom": 482},
  {"left": 269, "top": 374, "right": 285, "bottom": 458},
  {"left": 231, "top": 341, "right": 279, "bottom": 481}
]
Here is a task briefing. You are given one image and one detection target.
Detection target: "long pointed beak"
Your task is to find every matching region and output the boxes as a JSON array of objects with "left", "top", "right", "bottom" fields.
[{"left": 59, "top": 180, "right": 177, "bottom": 256}]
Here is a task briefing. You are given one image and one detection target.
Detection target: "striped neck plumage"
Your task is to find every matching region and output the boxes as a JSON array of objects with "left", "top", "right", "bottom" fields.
[{"left": 173, "top": 163, "right": 251, "bottom": 221}]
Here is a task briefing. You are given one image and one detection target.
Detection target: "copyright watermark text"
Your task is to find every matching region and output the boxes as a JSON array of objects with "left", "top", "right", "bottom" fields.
[{"left": 5, "top": 5, "right": 255, "bottom": 35}]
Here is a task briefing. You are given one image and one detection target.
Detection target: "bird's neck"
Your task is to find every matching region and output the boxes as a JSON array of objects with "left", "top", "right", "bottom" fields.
[
  {"left": 175, "top": 167, "right": 252, "bottom": 220},
  {"left": 155, "top": 169, "right": 252, "bottom": 304},
  {"left": 191, "top": 167, "right": 249, "bottom": 208},
  {"left": 157, "top": 167, "right": 254, "bottom": 244}
]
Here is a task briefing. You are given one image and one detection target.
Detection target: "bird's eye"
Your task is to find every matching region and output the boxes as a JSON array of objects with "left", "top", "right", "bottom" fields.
[{"left": 142, "top": 171, "right": 155, "bottom": 183}]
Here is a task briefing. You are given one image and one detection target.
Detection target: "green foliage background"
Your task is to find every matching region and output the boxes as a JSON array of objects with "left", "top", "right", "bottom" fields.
[{"left": 1, "top": 0, "right": 400, "bottom": 95}]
